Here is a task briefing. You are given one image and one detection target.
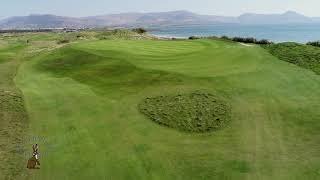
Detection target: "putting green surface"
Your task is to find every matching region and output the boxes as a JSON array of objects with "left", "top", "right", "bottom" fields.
[{"left": 14, "top": 39, "right": 320, "bottom": 179}]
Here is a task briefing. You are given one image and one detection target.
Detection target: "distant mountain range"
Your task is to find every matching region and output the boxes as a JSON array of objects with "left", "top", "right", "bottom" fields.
[{"left": 1, "top": 10, "right": 320, "bottom": 29}]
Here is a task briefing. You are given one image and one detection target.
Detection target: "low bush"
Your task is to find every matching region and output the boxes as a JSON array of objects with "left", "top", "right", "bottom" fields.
[
  {"left": 213, "top": 35, "right": 273, "bottom": 44},
  {"left": 95, "top": 29, "right": 152, "bottom": 40},
  {"left": 307, "top": 41, "right": 320, "bottom": 47},
  {"left": 188, "top": 36, "right": 200, "bottom": 40},
  {"left": 231, "top": 37, "right": 272, "bottom": 44},
  {"left": 255, "top": 39, "right": 273, "bottom": 44},
  {"left": 220, "top": 36, "right": 231, "bottom": 40},
  {"left": 57, "top": 39, "right": 70, "bottom": 44},
  {"left": 232, "top": 37, "right": 256, "bottom": 43},
  {"left": 132, "top": 28, "right": 147, "bottom": 34}
]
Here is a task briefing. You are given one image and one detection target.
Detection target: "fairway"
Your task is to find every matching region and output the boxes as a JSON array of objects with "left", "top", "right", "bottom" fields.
[{"left": 11, "top": 38, "right": 320, "bottom": 179}]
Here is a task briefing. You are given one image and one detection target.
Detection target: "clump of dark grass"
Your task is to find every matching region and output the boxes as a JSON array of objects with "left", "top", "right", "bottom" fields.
[
  {"left": 223, "top": 36, "right": 273, "bottom": 44},
  {"left": 138, "top": 92, "right": 230, "bottom": 133},
  {"left": 263, "top": 42, "right": 320, "bottom": 74},
  {"left": 188, "top": 35, "right": 273, "bottom": 44},
  {"left": 188, "top": 36, "right": 200, "bottom": 40},
  {"left": 306, "top": 41, "right": 320, "bottom": 47},
  {"left": 95, "top": 29, "right": 154, "bottom": 40},
  {"left": 57, "top": 39, "right": 70, "bottom": 44},
  {"left": 132, "top": 28, "right": 147, "bottom": 34}
]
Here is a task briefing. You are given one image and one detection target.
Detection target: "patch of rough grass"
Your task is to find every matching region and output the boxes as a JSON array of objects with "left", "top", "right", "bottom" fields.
[
  {"left": 0, "top": 44, "right": 29, "bottom": 179},
  {"left": 263, "top": 42, "right": 320, "bottom": 74},
  {"left": 0, "top": 40, "right": 8, "bottom": 48},
  {"left": 138, "top": 92, "right": 230, "bottom": 133},
  {"left": 0, "top": 89, "right": 28, "bottom": 179},
  {"left": 95, "top": 29, "right": 155, "bottom": 40}
]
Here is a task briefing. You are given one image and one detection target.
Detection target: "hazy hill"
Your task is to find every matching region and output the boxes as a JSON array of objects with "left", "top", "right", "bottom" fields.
[
  {"left": 0, "top": 14, "right": 84, "bottom": 29},
  {"left": 238, "top": 11, "right": 317, "bottom": 24},
  {"left": 0, "top": 10, "right": 319, "bottom": 29},
  {"left": 82, "top": 11, "right": 236, "bottom": 27}
]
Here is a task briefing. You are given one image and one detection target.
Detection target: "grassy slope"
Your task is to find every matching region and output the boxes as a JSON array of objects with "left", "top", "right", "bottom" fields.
[
  {"left": 0, "top": 39, "right": 29, "bottom": 179},
  {"left": 263, "top": 42, "right": 320, "bottom": 75},
  {"left": 15, "top": 39, "right": 320, "bottom": 180}
]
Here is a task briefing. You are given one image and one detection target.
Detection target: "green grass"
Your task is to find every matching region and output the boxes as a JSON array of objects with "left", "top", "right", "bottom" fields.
[
  {"left": 0, "top": 32, "right": 319, "bottom": 179},
  {"left": 263, "top": 42, "right": 320, "bottom": 75},
  {"left": 138, "top": 92, "right": 230, "bottom": 133},
  {"left": 0, "top": 40, "right": 29, "bottom": 179}
]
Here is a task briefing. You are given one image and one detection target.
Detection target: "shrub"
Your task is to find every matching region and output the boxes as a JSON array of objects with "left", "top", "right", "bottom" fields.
[
  {"left": 57, "top": 39, "right": 70, "bottom": 44},
  {"left": 220, "top": 36, "right": 231, "bottom": 40},
  {"left": 132, "top": 28, "right": 147, "bottom": 34},
  {"left": 232, "top": 37, "right": 256, "bottom": 43},
  {"left": 221, "top": 36, "right": 273, "bottom": 44},
  {"left": 188, "top": 36, "right": 200, "bottom": 40},
  {"left": 256, "top": 39, "right": 273, "bottom": 44},
  {"left": 96, "top": 29, "right": 136, "bottom": 40},
  {"left": 307, "top": 41, "right": 320, "bottom": 47},
  {"left": 245, "top": 37, "right": 257, "bottom": 43}
]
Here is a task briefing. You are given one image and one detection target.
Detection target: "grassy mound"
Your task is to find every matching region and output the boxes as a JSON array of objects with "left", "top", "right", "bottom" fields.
[
  {"left": 138, "top": 92, "right": 230, "bottom": 132},
  {"left": 95, "top": 29, "right": 155, "bottom": 40},
  {"left": 263, "top": 42, "right": 320, "bottom": 74}
]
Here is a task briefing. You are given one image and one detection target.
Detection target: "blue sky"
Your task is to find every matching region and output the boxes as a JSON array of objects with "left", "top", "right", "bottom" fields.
[{"left": 1, "top": 0, "right": 319, "bottom": 19}]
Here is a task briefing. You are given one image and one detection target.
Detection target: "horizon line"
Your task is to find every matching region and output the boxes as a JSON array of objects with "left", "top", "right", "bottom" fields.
[{"left": 0, "top": 9, "right": 317, "bottom": 20}]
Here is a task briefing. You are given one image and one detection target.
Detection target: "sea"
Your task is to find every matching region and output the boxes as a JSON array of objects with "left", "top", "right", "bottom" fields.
[{"left": 149, "top": 24, "right": 320, "bottom": 43}]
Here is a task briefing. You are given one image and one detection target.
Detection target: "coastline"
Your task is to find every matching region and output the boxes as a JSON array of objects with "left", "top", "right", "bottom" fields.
[
  {"left": 150, "top": 33, "right": 188, "bottom": 40},
  {"left": 148, "top": 24, "right": 320, "bottom": 43}
]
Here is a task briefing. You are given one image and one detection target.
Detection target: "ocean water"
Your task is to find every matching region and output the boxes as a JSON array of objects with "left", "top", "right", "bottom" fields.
[{"left": 149, "top": 24, "right": 320, "bottom": 43}]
